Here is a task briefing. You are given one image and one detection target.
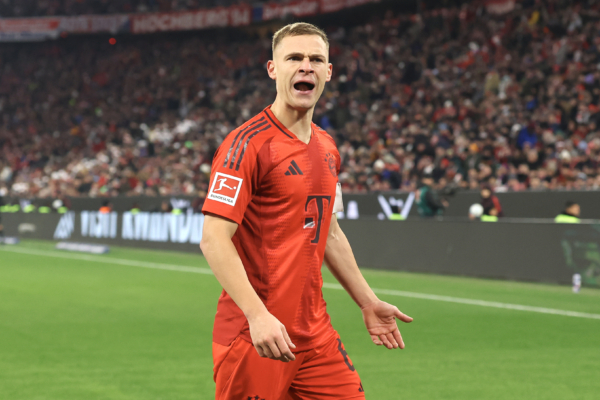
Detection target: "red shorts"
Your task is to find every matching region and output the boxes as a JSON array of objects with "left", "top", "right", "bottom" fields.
[{"left": 213, "top": 331, "right": 365, "bottom": 399}]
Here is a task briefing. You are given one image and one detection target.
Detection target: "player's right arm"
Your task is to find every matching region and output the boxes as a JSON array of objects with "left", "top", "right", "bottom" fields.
[
  {"left": 200, "top": 215, "right": 296, "bottom": 362},
  {"left": 200, "top": 123, "right": 295, "bottom": 363}
]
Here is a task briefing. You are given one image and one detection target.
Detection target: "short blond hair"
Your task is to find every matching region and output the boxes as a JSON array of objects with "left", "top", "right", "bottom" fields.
[{"left": 272, "top": 22, "right": 329, "bottom": 54}]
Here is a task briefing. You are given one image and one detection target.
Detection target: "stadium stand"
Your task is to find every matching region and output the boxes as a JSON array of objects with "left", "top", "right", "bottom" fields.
[
  {"left": 0, "top": 0, "right": 266, "bottom": 17},
  {"left": 1, "top": 0, "right": 600, "bottom": 199}
]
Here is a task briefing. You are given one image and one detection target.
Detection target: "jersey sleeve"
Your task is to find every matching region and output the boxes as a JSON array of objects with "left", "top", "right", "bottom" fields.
[
  {"left": 202, "top": 137, "right": 258, "bottom": 225},
  {"left": 332, "top": 147, "right": 344, "bottom": 214},
  {"left": 333, "top": 182, "right": 344, "bottom": 213}
]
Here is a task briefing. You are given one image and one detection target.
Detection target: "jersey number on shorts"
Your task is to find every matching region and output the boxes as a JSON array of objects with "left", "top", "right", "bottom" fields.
[{"left": 336, "top": 338, "right": 356, "bottom": 371}]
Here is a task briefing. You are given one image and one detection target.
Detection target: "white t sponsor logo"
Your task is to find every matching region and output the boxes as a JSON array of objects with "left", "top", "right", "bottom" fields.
[{"left": 207, "top": 172, "right": 243, "bottom": 206}]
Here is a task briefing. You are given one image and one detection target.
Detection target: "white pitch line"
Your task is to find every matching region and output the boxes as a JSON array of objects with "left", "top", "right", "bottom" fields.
[
  {"left": 0, "top": 246, "right": 214, "bottom": 275},
  {"left": 322, "top": 283, "right": 600, "bottom": 320},
  {"left": 3, "top": 246, "right": 600, "bottom": 321}
]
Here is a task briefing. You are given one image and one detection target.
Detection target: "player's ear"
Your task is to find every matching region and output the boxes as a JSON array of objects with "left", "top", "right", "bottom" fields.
[
  {"left": 326, "top": 62, "right": 333, "bottom": 82},
  {"left": 267, "top": 60, "right": 276, "bottom": 80}
]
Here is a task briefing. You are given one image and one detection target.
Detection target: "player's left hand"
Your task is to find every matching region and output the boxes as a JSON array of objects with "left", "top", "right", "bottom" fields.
[{"left": 361, "top": 300, "right": 413, "bottom": 349}]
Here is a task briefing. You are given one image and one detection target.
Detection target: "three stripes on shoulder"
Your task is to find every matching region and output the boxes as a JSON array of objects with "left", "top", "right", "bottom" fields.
[{"left": 223, "top": 116, "right": 271, "bottom": 171}]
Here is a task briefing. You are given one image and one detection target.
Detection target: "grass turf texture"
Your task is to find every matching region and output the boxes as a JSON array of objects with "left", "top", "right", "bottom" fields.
[{"left": 0, "top": 240, "right": 599, "bottom": 400}]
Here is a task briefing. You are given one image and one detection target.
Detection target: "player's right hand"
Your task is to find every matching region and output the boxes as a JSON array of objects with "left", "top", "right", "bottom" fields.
[{"left": 248, "top": 311, "right": 296, "bottom": 362}]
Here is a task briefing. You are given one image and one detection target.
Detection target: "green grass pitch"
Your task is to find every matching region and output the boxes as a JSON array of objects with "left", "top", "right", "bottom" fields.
[{"left": 1, "top": 240, "right": 599, "bottom": 399}]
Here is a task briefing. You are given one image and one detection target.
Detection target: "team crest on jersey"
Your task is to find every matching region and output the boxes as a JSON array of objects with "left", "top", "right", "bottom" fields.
[
  {"left": 208, "top": 172, "right": 243, "bottom": 206},
  {"left": 324, "top": 152, "right": 337, "bottom": 177}
]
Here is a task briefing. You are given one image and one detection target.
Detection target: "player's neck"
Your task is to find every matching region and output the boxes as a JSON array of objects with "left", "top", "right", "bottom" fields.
[{"left": 270, "top": 99, "right": 313, "bottom": 144}]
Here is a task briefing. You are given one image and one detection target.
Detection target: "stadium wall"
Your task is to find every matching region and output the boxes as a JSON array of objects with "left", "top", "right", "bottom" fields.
[
  {"left": 3, "top": 211, "right": 599, "bottom": 287},
  {"left": 343, "top": 191, "right": 600, "bottom": 220},
  {"left": 5, "top": 190, "right": 600, "bottom": 219},
  {"left": 338, "top": 219, "right": 600, "bottom": 287}
]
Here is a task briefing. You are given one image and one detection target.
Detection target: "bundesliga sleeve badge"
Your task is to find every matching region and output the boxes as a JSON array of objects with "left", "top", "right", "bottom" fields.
[{"left": 208, "top": 172, "right": 243, "bottom": 206}]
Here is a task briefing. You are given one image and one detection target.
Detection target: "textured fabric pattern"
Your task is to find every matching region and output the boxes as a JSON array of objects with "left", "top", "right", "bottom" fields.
[{"left": 203, "top": 106, "right": 341, "bottom": 351}]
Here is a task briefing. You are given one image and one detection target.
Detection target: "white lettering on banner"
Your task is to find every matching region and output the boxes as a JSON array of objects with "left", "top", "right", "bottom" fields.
[
  {"left": 149, "top": 212, "right": 164, "bottom": 241},
  {"left": 110, "top": 212, "right": 118, "bottom": 238},
  {"left": 81, "top": 211, "right": 89, "bottom": 236},
  {"left": 135, "top": 213, "right": 150, "bottom": 240},
  {"left": 230, "top": 7, "right": 251, "bottom": 26},
  {"left": 376, "top": 193, "right": 415, "bottom": 220},
  {"left": 168, "top": 213, "right": 178, "bottom": 242},
  {"left": 132, "top": 14, "right": 161, "bottom": 33},
  {"left": 59, "top": 16, "right": 88, "bottom": 32},
  {"left": 59, "top": 15, "right": 129, "bottom": 34},
  {"left": 0, "top": 2, "right": 387, "bottom": 40},
  {"left": 101, "top": 213, "right": 109, "bottom": 237},
  {"left": 347, "top": 201, "right": 359, "bottom": 219},
  {"left": 178, "top": 212, "right": 193, "bottom": 243},
  {"left": 122, "top": 212, "right": 133, "bottom": 240},
  {"left": 53, "top": 212, "right": 75, "bottom": 239},
  {"left": 0, "top": 2, "right": 379, "bottom": 40},
  {"left": 0, "top": 18, "right": 60, "bottom": 32},
  {"left": 90, "top": 15, "right": 129, "bottom": 33},
  {"left": 87, "top": 211, "right": 97, "bottom": 236},
  {"left": 80, "top": 211, "right": 118, "bottom": 238},
  {"left": 121, "top": 211, "right": 204, "bottom": 243},
  {"left": 131, "top": 8, "right": 232, "bottom": 34},
  {"left": 262, "top": 1, "right": 319, "bottom": 20},
  {"left": 0, "top": 32, "right": 56, "bottom": 41},
  {"left": 206, "top": 9, "right": 229, "bottom": 27}
]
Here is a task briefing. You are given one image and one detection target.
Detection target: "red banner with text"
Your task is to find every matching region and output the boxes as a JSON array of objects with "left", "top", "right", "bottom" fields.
[{"left": 0, "top": 0, "right": 380, "bottom": 40}]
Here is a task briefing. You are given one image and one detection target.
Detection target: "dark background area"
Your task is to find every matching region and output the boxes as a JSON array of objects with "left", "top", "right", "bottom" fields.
[{"left": 5, "top": 210, "right": 600, "bottom": 287}]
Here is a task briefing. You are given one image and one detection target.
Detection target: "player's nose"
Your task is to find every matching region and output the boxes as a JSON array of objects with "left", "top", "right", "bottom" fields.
[{"left": 298, "top": 56, "right": 314, "bottom": 74}]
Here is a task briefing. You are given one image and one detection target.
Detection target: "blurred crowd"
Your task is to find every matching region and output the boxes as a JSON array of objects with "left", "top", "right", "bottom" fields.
[
  {"left": 2, "top": 0, "right": 600, "bottom": 199},
  {"left": 0, "top": 0, "right": 263, "bottom": 17}
]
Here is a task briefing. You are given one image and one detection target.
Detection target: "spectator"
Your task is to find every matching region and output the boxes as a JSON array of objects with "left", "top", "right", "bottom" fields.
[
  {"left": 555, "top": 201, "right": 581, "bottom": 223},
  {"left": 159, "top": 200, "right": 172, "bottom": 213},
  {"left": 99, "top": 200, "right": 112, "bottom": 213},
  {"left": 0, "top": 0, "right": 285, "bottom": 17},
  {"left": 1, "top": 1, "right": 600, "bottom": 197},
  {"left": 416, "top": 173, "right": 447, "bottom": 217},
  {"left": 480, "top": 184, "right": 503, "bottom": 217}
]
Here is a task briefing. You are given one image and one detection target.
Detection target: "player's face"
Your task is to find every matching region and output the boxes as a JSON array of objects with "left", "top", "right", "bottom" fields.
[{"left": 268, "top": 35, "right": 332, "bottom": 110}]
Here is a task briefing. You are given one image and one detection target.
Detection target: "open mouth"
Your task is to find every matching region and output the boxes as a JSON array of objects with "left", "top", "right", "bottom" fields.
[{"left": 293, "top": 82, "right": 315, "bottom": 92}]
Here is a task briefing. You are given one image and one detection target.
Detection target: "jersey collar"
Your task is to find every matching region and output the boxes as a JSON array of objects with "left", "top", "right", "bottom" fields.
[{"left": 263, "top": 105, "right": 315, "bottom": 143}]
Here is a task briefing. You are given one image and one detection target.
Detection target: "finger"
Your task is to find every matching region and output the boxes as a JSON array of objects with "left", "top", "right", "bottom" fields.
[
  {"left": 385, "top": 332, "right": 399, "bottom": 349},
  {"left": 282, "top": 327, "right": 296, "bottom": 349},
  {"left": 262, "top": 344, "right": 275, "bottom": 359},
  {"left": 267, "top": 340, "right": 282, "bottom": 360},
  {"left": 275, "top": 335, "right": 296, "bottom": 362},
  {"left": 371, "top": 335, "right": 383, "bottom": 346},
  {"left": 393, "top": 328, "right": 405, "bottom": 349},
  {"left": 394, "top": 307, "right": 413, "bottom": 323},
  {"left": 255, "top": 345, "right": 266, "bottom": 358},
  {"left": 379, "top": 334, "right": 394, "bottom": 349}
]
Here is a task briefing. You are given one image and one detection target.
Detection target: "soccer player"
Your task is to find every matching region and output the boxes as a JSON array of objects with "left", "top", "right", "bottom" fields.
[{"left": 200, "top": 22, "right": 413, "bottom": 399}]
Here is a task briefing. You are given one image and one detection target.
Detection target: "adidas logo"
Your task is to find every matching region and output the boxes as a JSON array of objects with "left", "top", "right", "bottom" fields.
[{"left": 284, "top": 160, "right": 303, "bottom": 176}]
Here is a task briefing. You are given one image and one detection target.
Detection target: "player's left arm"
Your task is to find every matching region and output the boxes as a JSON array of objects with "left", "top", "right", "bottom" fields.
[{"left": 324, "top": 215, "right": 413, "bottom": 349}]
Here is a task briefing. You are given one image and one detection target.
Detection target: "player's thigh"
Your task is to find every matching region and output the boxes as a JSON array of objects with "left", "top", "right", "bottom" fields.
[
  {"left": 213, "top": 337, "right": 300, "bottom": 400},
  {"left": 289, "top": 333, "right": 365, "bottom": 399}
]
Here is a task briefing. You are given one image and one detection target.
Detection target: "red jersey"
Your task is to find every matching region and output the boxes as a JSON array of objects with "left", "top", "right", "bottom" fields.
[{"left": 202, "top": 105, "right": 343, "bottom": 352}]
